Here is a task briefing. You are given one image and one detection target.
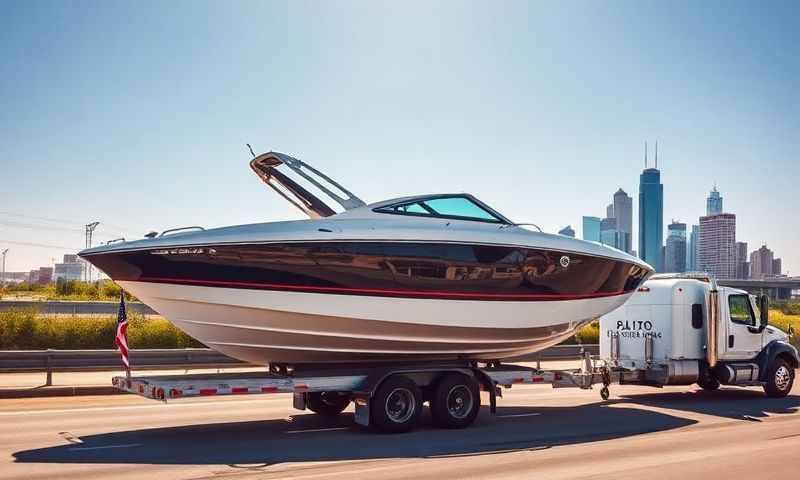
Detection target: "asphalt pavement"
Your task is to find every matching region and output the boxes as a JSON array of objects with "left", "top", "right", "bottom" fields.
[{"left": 1, "top": 371, "right": 798, "bottom": 480}]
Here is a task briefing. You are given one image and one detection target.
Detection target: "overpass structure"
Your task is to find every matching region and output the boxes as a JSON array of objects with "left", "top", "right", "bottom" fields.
[{"left": 718, "top": 277, "right": 800, "bottom": 301}]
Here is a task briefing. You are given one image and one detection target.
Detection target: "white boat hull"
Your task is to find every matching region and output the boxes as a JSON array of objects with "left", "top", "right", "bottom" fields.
[{"left": 121, "top": 280, "right": 632, "bottom": 364}]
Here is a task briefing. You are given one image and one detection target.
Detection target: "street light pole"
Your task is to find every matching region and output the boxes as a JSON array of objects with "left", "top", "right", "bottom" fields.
[
  {"left": 84, "top": 222, "right": 100, "bottom": 282},
  {"left": 1, "top": 249, "right": 8, "bottom": 289}
]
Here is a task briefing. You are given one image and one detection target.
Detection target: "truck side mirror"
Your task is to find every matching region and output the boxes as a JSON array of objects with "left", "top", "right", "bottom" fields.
[{"left": 760, "top": 295, "right": 769, "bottom": 330}]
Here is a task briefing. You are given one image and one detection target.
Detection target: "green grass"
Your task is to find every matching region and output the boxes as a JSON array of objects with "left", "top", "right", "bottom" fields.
[
  {"left": 0, "top": 309, "right": 203, "bottom": 350},
  {"left": 0, "top": 307, "right": 797, "bottom": 351},
  {"left": 1, "top": 280, "right": 137, "bottom": 302}
]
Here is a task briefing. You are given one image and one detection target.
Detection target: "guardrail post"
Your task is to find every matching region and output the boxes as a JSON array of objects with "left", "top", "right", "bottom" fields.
[{"left": 45, "top": 350, "right": 53, "bottom": 386}]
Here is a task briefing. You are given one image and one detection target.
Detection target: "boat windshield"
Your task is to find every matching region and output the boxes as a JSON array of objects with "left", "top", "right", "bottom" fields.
[{"left": 374, "top": 195, "right": 510, "bottom": 224}]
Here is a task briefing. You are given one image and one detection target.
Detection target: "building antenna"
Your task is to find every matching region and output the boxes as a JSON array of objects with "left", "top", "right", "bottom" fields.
[
  {"left": 655, "top": 141, "right": 658, "bottom": 169},
  {"left": 644, "top": 141, "right": 648, "bottom": 168}
]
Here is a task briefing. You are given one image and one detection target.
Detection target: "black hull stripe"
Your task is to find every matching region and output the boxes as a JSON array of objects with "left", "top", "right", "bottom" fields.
[{"left": 136, "top": 276, "right": 628, "bottom": 302}]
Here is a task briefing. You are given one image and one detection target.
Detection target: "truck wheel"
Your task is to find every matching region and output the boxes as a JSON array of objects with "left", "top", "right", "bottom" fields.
[
  {"left": 430, "top": 373, "right": 481, "bottom": 429},
  {"left": 697, "top": 370, "right": 720, "bottom": 391},
  {"left": 307, "top": 391, "right": 350, "bottom": 416},
  {"left": 370, "top": 375, "right": 423, "bottom": 433},
  {"left": 764, "top": 358, "right": 795, "bottom": 398}
]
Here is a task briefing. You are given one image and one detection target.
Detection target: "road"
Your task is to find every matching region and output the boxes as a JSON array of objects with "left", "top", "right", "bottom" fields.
[{"left": 1, "top": 375, "right": 798, "bottom": 480}]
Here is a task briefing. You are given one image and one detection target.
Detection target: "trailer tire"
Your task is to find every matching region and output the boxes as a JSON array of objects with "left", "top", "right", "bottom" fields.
[
  {"left": 430, "top": 373, "right": 481, "bottom": 429},
  {"left": 764, "top": 357, "right": 794, "bottom": 398},
  {"left": 371, "top": 375, "right": 423, "bottom": 433},
  {"left": 307, "top": 392, "right": 350, "bottom": 416}
]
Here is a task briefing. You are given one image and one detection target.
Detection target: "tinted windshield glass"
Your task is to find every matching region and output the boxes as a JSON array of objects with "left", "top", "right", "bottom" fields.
[
  {"left": 374, "top": 195, "right": 506, "bottom": 224},
  {"left": 424, "top": 197, "right": 499, "bottom": 221}
]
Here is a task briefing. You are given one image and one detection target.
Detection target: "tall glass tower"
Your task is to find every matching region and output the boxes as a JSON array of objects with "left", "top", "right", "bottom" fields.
[
  {"left": 582, "top": 216, "right": 601, "bottom": 242},
  {"left": 706, "top": 186, "right": 723, "bottom": 215},
  {"left": 638, "top": 144, "right": 664, "bottom": 271},
  {"left": 665, "top": 221, "right": 687, "bottom": 273}
]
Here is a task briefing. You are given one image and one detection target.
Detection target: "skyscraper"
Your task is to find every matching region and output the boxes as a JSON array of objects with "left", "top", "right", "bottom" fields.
[
  {"left": 688, "top": 224, "right": 699, "bottom": 271},
  {"left": 613, "top": 188, "right": 633, "bottom": 254},
  {"left": 582, "top": 216, "right": 601, "bottom": 242},
  {"left": 639, "top": 142, "right": 664, "bottom": 271},
  {"left": 698, "top": 213, "right": 736, "bottom": 279},
  {"left": 600, "top": 217, "right": 621, "bottom": 250},
  {"left": 735, "top": 241, "right": 749, "bottom": 279},
  {"left": 706, "top": 186, "right": 723, "bottom": 215},
  {"left": 558, "top": 225, "right": 575, "bottom": 237},
  {"left": 750, "top": 245, "right": 781, "bottom": 278},
  {"left": 606, "top": 204, "right": 614, "bottom": 219},
  {"left": 665, "top": 221, "right": 687, "bottom": 273}
]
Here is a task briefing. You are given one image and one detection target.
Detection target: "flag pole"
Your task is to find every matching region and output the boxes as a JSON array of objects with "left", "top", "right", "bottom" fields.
[
  {"left": 124, "top": 291, "right": 131, "bottom": 389},
  {"left": 115, "top": 288, "right": 132, "bottom": 389}
]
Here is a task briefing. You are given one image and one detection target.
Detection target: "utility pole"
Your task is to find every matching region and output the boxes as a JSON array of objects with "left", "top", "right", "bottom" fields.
[
  {"left": 1, "top": 249, "right": 8, "bottom": 289},
  {"left": 85, "top": 222, "right": 99, "bottom": 282}
]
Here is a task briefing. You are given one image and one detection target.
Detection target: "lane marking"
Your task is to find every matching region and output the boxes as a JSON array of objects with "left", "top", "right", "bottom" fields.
[
  {"left": 69, "top": 443, "right": 142, "bottom": 451},
  {"left": 286, "top": 427, "right": 349, "bottom": 434},
  {"left": 0, "top": 398, "right": 282, "bottom": 417},
  {"left": 498, "top": 413, "right": 542, "bottom": 418}
]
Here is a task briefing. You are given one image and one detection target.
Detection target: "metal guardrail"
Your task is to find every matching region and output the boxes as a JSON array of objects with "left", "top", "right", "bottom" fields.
[
  {"left": 0, "top": 300, "right": 158, "bottom": 315},
  {"left": 0, "top": 345, "right": 597, "bottom": 386},
  {"left": 0, "top": 349, "right": 247, "bottom": 386}
]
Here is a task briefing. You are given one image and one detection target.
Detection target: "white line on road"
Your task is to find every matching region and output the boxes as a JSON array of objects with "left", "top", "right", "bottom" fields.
[
  {"left": 69, "top": 443, "right": 142, "bottom": 451},
  {"left": 286, "top": 427, "right": 349, "bottom": 434},
  {"left": 498, "top": 413, "right": 542, "bottom": 418},
  {"left": 0, "top": 398, "right": 278, "bottom": 417}
]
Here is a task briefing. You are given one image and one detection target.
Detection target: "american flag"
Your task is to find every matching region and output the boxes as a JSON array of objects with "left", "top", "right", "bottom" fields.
[{"left": 115, "top": 291, "right": 130, "bottom": 370}]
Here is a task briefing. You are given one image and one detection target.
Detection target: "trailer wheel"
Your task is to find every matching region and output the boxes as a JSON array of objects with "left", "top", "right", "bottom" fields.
[
  {"left": 764, "top": 357, "right": 795, "bottom": 398},
  {"left": 430, "top": 373, "right": 480, "bottom": 429},
  {"left": 371, "top": 375, "right": 423, "bottom": 433},
  {"left": 307, "top": 391, "right": 350, "bottom": 416}
]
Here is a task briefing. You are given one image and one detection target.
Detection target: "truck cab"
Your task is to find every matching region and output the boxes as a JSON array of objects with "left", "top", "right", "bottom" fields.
[{"left": 600, "top": 273, "right": 798, "bottom": 397}]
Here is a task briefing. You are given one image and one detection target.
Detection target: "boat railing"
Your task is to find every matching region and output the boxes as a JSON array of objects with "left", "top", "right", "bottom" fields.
[
  {"left": 500, "top": 222, "right": 543, "bottom": 232},
  {"left": 159, "top": 226, "right": 206, "bottom": 237}
]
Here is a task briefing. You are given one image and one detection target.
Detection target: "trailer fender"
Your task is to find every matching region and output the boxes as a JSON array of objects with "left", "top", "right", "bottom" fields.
[{"left": 755, "top": 340, "right": 799, "bottom": 382}]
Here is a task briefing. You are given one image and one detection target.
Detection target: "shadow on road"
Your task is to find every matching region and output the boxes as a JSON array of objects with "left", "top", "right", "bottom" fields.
[
  {"left": 14, "top": 389, "right": 799, "bottom": 467},
  {"left": 14, "top": 402, "right": 695, "bottom": 466},
  {"left": 618, "top": 388, "right": 800, "bottom": 421}
]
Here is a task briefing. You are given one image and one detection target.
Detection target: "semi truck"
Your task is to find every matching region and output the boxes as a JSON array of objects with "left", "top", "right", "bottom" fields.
[
  {"left": 113, "top": 273, "right": 798, "bottom": 433},
  {"left": 600, "top": 273, "right": 797, "bottom": 398}
]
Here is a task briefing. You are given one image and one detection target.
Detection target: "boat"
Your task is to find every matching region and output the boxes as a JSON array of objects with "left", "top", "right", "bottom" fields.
[{"left": 79, "top": 151, "right": 653, "bottom": 365}]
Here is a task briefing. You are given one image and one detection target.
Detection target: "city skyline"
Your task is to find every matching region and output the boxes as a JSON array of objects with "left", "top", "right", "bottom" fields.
[{"left": 1, "top": 2, "right": 798, "bottom": 276}]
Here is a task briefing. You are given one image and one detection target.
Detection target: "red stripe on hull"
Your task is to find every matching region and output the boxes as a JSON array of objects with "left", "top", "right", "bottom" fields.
[{"left": 134, "top": 276, "right": 627, "bottom": 302}]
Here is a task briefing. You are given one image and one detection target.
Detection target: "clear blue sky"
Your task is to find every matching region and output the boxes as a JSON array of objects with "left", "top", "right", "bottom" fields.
[{"left": 1, "top": 1, "right": 798, "bottom": 274}]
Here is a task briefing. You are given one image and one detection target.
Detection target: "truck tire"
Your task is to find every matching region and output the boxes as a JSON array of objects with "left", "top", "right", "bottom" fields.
[
  {"left": 307, "top": 391, "right": 350, "bottom": 416},
  {"left": 697, "top": 369, "right": 720, "bottom": 391},
  {"left": 764, "top": 357, "right": 795, "bottom": 398},
  {"left": 430, "top": 373, "right": 481, "bottom": 429},
  {"left": 370, "top": 375, "right": 423, "bottom": 433}
]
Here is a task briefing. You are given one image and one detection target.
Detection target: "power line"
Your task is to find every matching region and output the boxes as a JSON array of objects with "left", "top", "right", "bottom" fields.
[
  {"left": 0, "top": 210, "right": 145, "bottom": 236},
  {"left": 0, "top": 239, "right": 83, "bottom": 250},
  {"left": 0, "top": 219, "right": 84, "bottom": 233},
  {"left": 0, "top": 210, "right": 81, "bottom": 226}
]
